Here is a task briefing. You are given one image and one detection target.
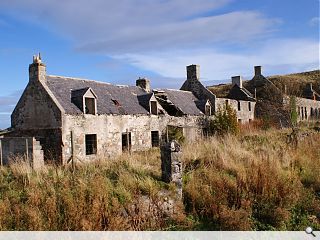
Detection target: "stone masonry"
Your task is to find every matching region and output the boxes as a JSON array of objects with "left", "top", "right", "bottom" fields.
[{"left": 161, "top": 140, "right": 183, "bottom": 199}]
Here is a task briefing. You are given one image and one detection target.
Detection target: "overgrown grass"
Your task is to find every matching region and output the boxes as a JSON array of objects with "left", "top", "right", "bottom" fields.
[
  {"left": 182, "top": 130, "right": 320, "bottom": 230},
  {"left": 0, "top": 129, "right": 319, "bottom": 230}
]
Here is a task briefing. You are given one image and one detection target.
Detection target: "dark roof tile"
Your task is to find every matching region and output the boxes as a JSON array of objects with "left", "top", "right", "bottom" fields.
[{"left": 45, "top": 75, "right": 149, "bottom": 115}]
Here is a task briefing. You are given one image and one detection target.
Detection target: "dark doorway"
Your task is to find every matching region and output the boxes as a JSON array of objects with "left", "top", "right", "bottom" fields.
[
  {"left": 151, "top": 131, "right": 160, "bottom": 147},
  {"left": 85, "top": 134, "right": 97, "bottom": 155},
  {"left": 122, "top": 132, "right": 132, "bottom": 152}
]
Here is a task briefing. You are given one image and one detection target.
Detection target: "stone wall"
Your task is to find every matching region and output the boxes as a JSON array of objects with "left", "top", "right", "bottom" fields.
[
  {"left": 180, "top": 65, "right": 217, "bottom": 110},
  {"left": 11, "top": 80, "right": 62, "bottom": 130},
  {"left": 161, "top": 141, "right": 183, "bottom": 199},
  {"left": 284, "top": 96, "right": 320, "bottom": 122},
  {"left": 215, "top": 97, "right": 255, "bottom": 123},
  {"left": 61, "top": 114, "right": 206, "bottom": 164},
  {"left": 0, "top": 137, "right": 44, "bottom": 169}
]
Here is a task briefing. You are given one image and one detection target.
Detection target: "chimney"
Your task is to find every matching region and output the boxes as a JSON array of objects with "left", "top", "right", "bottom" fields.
[
  {"left": 231, "top": 76, "right": 243, "bottom": 88},
  {"left": 187, "top": 64, "right": 200, "bottom": 80},
  {"left": 136, "top": 78, "right": 151, "bottom": 93},
  {"left": 254, "top": 66, "right": 262, "bottom": 76},
  {"left": 29, "top": 53, "right": 46, "bottom": 82}
]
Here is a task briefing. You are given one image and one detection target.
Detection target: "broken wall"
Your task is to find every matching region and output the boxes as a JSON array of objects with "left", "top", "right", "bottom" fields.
[
  {"left": 215, "top": 98, "right": 255, "bottom": 123},
  {"left": 62, "top": 114, "right": 205, "bottom": 164},
  {"left": 0, "top": 137, "right": 44, "bottom": 169}
]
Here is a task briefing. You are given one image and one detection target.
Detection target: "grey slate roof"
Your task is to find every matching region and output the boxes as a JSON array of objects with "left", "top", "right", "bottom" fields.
[
  {"left": 195, "top": 99, "right": 208, "bottom": 113},
  {"left": 227, "top": 85, "right": 255, "bottom": 101},
  {"left": 137, "top": 93, "right": 153, "bottom": 112},
  {"left": 45, "top": 75, "right": 150, "bottom": 115},
  {"left": 303, "top": 84, "right": 320, "bottom": 100},
  {"left": 155, "top": 89, "right": 204, "bottom": 115}
]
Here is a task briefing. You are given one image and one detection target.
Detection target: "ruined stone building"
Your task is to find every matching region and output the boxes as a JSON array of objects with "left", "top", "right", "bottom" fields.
[
  {"left": 0, "top": 55, "right": 255, "bottom": 165},
  {"left": 246, "top": 66, "right": 320, "bottom": 124}
]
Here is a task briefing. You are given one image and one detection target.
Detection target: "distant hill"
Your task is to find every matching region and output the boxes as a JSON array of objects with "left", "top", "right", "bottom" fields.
[{"left": 208, "top": 69, "right": 320, "bottom": 97}]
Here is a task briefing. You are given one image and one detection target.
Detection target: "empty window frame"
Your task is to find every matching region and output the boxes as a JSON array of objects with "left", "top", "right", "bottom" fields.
[
  {"left": 238, "top": 119, "right": 242, "bottom": 124},
  {"left": 225, "top": 100, "right": 229, "bottom": 108},
  {"left": 205, "top": 105, "right": 211, "bottom": 116},
  {"left": 151, "top": 131, "right": 160, "bottom": 147},
  {"left": 248, "top": 102, "right": 252, "bottom": 111},
  {"left": 122, "top": 132, "right": 132, "bottom": 152},
  {"left": 85, "top": 97, "right": 96, "bottom": 114},
  {"left": 150, "top": 101, "right": 158, "bottom": 115},
  {"left": 305, "top": 107, "right": 307, "bottom": 119},
  {"left": 85, "top": 134, "right": 97, "bottom": 155},
  {"left": 238, "top": 101, "right": 241, "bottom": 111}
]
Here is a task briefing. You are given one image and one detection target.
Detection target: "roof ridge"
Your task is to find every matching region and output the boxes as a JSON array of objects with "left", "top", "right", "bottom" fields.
[
  {"left": 155, "top": 88, "right": 192, "bottom": 93},
  {"left": 47, "top": 75, "right": 112, "bottom": 85}
]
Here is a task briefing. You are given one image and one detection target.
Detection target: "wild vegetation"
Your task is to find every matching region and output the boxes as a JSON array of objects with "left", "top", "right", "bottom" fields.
[
  {"left": 208, "top": 69, "right": 320, "bottom": 97},
  {"left": 0, "top": 122, "right": 319, "bottom": 230}
]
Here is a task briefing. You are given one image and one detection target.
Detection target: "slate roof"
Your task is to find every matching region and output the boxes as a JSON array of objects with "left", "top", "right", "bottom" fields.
[
  {"left": 195, "top": 99, "right": 209, "bottom": 113},
  {"left": 45, "top": 75, "right": 150, "bottom": 115},
  {"left": 155, "top": 89, "right": 204, "bottom": 115},
  {"left": 227, "top": 85, "right": 255, "bottom": 101},
  {"left": 71, "top": 87, "right": 91, "bottom": 98},
  {"left": 137, "top": 93, "right": 153, "bottom": 112},
  {"left": 303, "top": 84, "right": 320, "bottom": 100}
]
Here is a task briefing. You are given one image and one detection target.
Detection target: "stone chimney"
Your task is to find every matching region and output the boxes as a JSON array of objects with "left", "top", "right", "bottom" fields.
[
  {"left": 254, "top": 66, "right": 262, "bottom": 76},
  {"left": 29, "top": 53, "right": 46, "bottom": 83},
  {"left": 187, "top": 64, "right": 200, "bottom": 80},
  {"left": 136, "top": 77, "right": 151, "bottom": 93},
  {"left": 232, "top": 76, "right": 243, "bottom": 88}
]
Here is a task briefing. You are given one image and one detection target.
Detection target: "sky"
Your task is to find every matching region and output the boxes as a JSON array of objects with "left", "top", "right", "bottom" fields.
[{"left": 0, "top": 0, "right": 319, "bottom": 129}]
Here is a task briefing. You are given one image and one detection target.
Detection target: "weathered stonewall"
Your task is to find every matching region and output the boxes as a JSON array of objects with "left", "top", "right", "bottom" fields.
[{"left": 161, "top": 140, "right": 183, "bottom": 199}]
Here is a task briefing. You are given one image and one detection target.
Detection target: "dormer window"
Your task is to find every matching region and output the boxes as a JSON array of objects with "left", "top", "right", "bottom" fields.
[
  {"left": 150, "top": 101, "right": 158, "bottom": 115},
  {"left": 85, "top": 97, "right": 96, "bottom": 114},
  {"left": 71, "top": 87, "right": 97, "bottom": 115}
]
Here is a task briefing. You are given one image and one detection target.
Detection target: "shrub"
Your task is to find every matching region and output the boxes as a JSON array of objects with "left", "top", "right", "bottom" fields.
[{"left": 208, "top": 104, "right": 239, "bottom": 136}]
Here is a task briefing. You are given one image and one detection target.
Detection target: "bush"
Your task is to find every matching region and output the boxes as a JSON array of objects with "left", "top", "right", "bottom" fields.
[{"left": 209, "top": 104, "right": 239, "bottom": 136}]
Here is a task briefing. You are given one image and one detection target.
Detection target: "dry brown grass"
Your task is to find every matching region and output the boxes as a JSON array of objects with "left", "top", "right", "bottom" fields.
[
  {"left": 0, "top": 129, "right": 319, "bottom": 230},
  {"left": 182, "top": 129, "right": 320, "bottom": 230}
]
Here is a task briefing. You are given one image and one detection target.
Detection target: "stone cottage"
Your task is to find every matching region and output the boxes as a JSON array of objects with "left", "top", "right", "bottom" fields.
[
  {"left": 1, "top": 55, "right": 256, "bottom": 165},
  {"left": 247, "top": 66, "right": 320, "bottom": 124}
]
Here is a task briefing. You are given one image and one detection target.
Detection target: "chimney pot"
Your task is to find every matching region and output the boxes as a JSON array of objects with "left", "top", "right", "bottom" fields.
[
  {"left": 29, "top": 53, "right": 46, "bottom": 82},
  {"left": 254, "top": 66, "right": 262, "bottom": 76},
  {"left": 187, "top": 64, "right": 200, "bottom": 80},
  {"left": 136, "top": 78, "right": 151, "bottom": 93},
  {"left": 232, "top": 76, "right": 243, "bottom": 88}
]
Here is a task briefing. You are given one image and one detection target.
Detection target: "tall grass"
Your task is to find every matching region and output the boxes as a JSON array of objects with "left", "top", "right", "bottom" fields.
[
  {"left": 182, "top": 131, "right": 320, "bottom": 230},
  {"left": 0, "top": 129, "right": 319, "bottom": 230}
]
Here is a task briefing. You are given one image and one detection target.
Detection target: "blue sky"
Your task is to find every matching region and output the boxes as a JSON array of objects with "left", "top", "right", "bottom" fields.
[{"left": 0, "top": 0, "right": 319, "bottom": 129}]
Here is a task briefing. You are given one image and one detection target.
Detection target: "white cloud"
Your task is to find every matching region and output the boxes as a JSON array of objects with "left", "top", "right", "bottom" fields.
[
  {"left": 0, "top": 0, "right": 317, "bottom": 88},
  {"left": 0, "top": 0, "right": 277, "bottom": 54},
  {"left": 116, "top": 38, "right": 319, "bottom": 83},
  {"left": 309, "top": 17, "right": 320, "bottom": 26}
]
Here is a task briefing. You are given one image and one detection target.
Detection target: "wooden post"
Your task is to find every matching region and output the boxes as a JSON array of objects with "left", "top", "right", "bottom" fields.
[{"left": 0, "top": 139, "right": 2, "bottom": 166}]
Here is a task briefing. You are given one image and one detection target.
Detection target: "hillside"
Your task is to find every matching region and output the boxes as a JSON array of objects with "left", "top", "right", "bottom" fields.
[
  {"left": 0, "top": 127, "right": 319, "bottom": 230},
  {"left": 208, "top": 69, "right": 320, "bottom": 97}
]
